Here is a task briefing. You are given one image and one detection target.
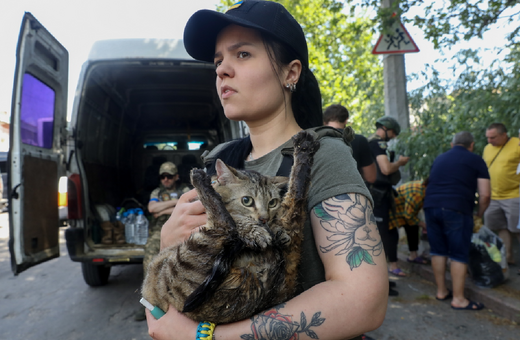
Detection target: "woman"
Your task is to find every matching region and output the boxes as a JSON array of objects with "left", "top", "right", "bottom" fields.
[{"left": 146, "top": 1, "right": 388, "bottom": 339}]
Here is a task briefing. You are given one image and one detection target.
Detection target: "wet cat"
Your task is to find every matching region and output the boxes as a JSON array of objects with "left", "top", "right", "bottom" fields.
[{"left": 141, "top": 130, "right": 320, "bottom": 324}]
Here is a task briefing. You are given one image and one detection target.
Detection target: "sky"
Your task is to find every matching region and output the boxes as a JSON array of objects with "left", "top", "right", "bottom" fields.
[{"left": 0, "top": 0, "right": 514, "bottom": 119}]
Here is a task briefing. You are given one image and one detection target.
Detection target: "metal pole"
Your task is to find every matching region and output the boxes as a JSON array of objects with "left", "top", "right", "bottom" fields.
[{"left": 382, "top": 0, "right": 410, "bottom": 131}]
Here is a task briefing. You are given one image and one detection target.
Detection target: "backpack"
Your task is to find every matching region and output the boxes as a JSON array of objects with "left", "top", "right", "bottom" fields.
[
  {"left": 202, "top": 126, "right": 355, "bottom": 177},
  {"left": 276, "top": 126, "right": 355, "bottom": 176}
]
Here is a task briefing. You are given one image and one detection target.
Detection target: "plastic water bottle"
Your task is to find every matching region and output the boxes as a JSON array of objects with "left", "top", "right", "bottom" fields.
[
  {"left": 134, "top": 209, "right": 149, "bottom": 245},
  {"left": 124, "top": 209, "right": 136, "bottom": 244},
  {"left": 116, "top": 207, "right": 126, "bottom": 222}
]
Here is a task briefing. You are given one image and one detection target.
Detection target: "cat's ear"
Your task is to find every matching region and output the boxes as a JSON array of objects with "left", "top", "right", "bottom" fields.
[
  {"left": 271, "top": 176, "right": 289, "bottom": 189},
  {"left": 215, "top": 159, "right": 245, "bottom": 185}
]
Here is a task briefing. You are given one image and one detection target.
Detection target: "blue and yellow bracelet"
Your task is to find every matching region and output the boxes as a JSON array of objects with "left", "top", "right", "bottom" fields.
[{"left": 196, "top": 321, "right": 216, "bottom": 340}]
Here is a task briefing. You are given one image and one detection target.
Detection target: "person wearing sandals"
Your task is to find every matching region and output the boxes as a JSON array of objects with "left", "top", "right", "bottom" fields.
[
  {"left": 424, "top": 131, "right": 490, "bottom": 310},
  {"left": 389, "top": 178, "right": 430, "bottom": 272}
]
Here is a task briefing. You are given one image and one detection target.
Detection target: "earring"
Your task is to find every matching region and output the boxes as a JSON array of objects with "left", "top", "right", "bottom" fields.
[{"left": 285, "top": 83, "right": 296, "bottom": 93}]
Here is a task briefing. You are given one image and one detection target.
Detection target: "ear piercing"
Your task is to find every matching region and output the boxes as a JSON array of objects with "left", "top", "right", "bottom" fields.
[{"left": 285, "top": 83, "right": 296, "bottom": 93}]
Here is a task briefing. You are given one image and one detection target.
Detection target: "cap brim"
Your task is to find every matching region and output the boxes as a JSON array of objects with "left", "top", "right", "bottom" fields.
[{"left": 183, "top": 9, "right": 268, "bottom": 63}]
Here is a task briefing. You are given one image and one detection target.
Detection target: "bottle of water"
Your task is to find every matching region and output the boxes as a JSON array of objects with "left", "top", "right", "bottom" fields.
[
  {"left": 124, "top": 209, "right": 136, "bottom": 244},
  {"left": 134, "top": 209, "right": 149, "bottom": 245},
  {"left": 116, "top": 207, "right": 126, "bottom": 222}
]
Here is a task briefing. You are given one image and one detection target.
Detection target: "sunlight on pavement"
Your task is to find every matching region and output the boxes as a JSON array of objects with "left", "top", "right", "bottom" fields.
[{"left": 0, "top": 212, "right": 8, "bottom": 239}]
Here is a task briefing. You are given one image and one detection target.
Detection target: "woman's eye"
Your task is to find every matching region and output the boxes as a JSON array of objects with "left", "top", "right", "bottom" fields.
[
  {"left": 214, "top": 60, "right": 222, "bottom": 68},
  {"left": 242, "top": 196, "right": 254, "bottom": 207},
  {"left": 268, "top": 199, "right": 279, "bottom": 208},
  {"left": 238, "top": 51, "right": 250, "bottom": 59}
]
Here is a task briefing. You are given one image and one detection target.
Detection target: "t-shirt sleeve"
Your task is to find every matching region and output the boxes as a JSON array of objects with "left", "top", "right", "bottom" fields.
[
  {"left": 369, "top": 139, "right": 387, "bottom": 158},
  {"left": 149, "top": 188, "right": 160, "bottom": 202},
  {"left": 307, "top": 137, "right": 373, "bottom": 210},
  {"left": 355, "top": 135, "right": 374, "bottom": 168},
  {"left": 476, "top": 157, "right": 490, "bottom": 179}
]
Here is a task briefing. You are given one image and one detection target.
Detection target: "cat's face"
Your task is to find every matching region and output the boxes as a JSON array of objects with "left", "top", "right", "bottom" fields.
[{"left": 213, "top": 159, "right": 288, "bottom": 227}]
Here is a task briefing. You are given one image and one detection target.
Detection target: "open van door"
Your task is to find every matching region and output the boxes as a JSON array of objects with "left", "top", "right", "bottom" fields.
[{"left": 9, "top": 13, "right": 68, "bottom": 275}]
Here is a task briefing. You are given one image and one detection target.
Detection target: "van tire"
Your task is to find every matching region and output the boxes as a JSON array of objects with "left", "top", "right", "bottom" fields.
[{"left": 81, "top": 263, "right": 111, "bottom": 286}]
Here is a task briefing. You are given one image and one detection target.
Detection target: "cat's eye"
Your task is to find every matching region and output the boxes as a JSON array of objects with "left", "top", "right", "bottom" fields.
[
  {"left": 268, "top": 198, "right": 279, "bottom": 208},
  {"left": 242, "top": 196, "right": 254, "bottom": 207}
]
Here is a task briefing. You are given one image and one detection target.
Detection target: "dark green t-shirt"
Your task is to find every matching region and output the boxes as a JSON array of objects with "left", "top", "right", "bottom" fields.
[{"left": 204, "top": 135, "right": 372, "bottom": 291}]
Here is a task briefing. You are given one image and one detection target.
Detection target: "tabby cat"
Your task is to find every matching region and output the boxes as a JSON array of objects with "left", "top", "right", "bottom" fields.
[{"left": 141, "top": 130, "right": 320, "bottom": 324}]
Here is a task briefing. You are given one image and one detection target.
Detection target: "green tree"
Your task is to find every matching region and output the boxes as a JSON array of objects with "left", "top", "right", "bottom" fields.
[
  {"left": 394, "top": 45, "right": 520, "bottom": 179},
  {"left": 345, "top": 0, "right": 520, "bottom": 180},
  {"left": 217, "top": 0, "right": 385, "bottom": 135},
  {"left": 354, "top": 0, "right": 520, "bottom": 50}
]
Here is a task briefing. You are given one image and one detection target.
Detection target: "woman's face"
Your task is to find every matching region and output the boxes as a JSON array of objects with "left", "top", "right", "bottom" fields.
[{"left": 214, "top": 24, "right": 288, "bottom": 125}]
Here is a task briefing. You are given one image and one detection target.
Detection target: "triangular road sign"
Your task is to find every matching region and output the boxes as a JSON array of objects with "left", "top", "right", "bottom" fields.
[{"left": 372, "top": 20, "right": 419, "bottom": 55}]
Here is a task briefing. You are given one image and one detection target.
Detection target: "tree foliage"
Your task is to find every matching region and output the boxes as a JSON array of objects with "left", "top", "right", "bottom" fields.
[
  {"left": 218, "top": 0, "right": 385, "bottom": 134},
  {"left": 395, "top": 45, "right": 520, "bottom": 179},
  {"left": 353, "top": 0, "right": 520, "bottom": 49},
  {"left": 347, "top": 0, "right": 520, "bottom": 180}
]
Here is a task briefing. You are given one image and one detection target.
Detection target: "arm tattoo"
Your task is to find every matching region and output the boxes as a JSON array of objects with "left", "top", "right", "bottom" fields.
[
  {"left": 241, "top": 304, "right": 325, "bottom": 340},
  {"left": 314, "top": 193, "right": 383, "bottom": 270}
]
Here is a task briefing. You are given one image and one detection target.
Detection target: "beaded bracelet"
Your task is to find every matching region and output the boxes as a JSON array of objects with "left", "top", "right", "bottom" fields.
[{"left": 196, "top": 321, "right": 216, "bottom": 340}]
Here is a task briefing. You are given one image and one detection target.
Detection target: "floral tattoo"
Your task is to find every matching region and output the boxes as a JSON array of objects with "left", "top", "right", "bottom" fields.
[
  {"left": 241, "top": 304, "right": 325, "bottom": 340},
  {"left": 314, "top": 193, "right": 383, "bottom": 270}
]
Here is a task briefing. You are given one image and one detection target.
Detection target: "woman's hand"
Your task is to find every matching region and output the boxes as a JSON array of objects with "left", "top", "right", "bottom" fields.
[
  {"left": 160, "top": 189, "right": 207, "bottom": 250},
  {"left": 146, "top": 305, "right": 198, "bottom": 340}
]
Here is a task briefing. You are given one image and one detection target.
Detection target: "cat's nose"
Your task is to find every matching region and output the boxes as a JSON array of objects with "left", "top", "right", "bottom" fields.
[{"left": 258, "top": 217, "right": 268, "bottom": 225}]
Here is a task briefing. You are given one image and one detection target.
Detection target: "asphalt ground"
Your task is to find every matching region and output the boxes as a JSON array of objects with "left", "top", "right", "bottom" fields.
[{"left": 1, "top": 214, "right": 519, "bottom": 340}]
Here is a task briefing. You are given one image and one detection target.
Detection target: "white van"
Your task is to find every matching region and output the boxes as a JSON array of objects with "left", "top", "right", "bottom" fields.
[{"left": 9, "top": 13, "right": 245, "bottom": 286}]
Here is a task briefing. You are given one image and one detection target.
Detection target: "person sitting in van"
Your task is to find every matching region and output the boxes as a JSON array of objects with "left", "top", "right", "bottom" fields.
[{"left": 136, "top": 161, "right": 189, "bottom": 321}]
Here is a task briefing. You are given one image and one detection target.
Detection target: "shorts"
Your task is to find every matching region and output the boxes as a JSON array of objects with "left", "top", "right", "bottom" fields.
[
  {"left": 484, "top": 197, "right": 520, "bottom": 233},
  {"left": 424, "top": 207, "right": 474, "bottom": 264}
]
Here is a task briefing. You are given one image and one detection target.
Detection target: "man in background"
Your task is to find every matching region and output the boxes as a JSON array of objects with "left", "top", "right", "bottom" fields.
[
  {"left": 323, "top": 104, "right": 376, "bottom": 183},
  {"left": 482, "top": 123, "right": 520, "bottom": 266},
  {"left": 424, "top": 131, "right": 490, "bottom": 310},
  {"left": 367, "top": 116, "right": 409, "bottom": 278}
]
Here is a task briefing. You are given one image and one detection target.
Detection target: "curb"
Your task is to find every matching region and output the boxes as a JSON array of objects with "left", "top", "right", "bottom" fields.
[{"left": 397, "top": 252, "right": 520, "bottom": 323}]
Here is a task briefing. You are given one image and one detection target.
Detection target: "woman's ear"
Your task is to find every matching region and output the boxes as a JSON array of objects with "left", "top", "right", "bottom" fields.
[{"left": 284, "top": 59, "right": 302, "bottom": 85}]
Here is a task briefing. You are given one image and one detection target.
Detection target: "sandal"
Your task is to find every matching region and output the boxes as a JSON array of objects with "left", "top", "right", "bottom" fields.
[
  {"left": 407, "top": 256, "right": 429, "bottom": 264},
  {"left": 388, "top": 268, "right": 407, "bottom": 277},
  {"left": 451, "top": 300, "right": 484, "bottom": 311},
  {"left": 435, "top": 290, "right": 452, "bottom": 301}
]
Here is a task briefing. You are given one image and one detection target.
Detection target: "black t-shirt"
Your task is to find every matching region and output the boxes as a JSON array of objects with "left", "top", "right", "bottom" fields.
[
  {"left": 350, "top": 133, "right": 374, "bottom": 171},
  {"left": 368, "top": 134, "right": 393, "bottom": 188}
]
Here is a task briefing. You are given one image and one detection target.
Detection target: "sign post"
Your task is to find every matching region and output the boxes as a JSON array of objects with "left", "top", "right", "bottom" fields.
[
  {"left": 372, "top": 1, "right": 419, "bottom": 134},
  {"left": 373, "top": 0, "right": 420, "bottom": 184}
]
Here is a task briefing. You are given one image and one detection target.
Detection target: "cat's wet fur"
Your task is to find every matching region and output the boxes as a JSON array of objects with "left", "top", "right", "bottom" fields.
[{"left": 141, "top": 130, "right": 320, "bottom": 323}]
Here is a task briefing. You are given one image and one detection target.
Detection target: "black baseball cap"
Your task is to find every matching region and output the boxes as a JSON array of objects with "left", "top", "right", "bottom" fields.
[{"left": 183, "top": 0, "right": 309, "bottom": 68}]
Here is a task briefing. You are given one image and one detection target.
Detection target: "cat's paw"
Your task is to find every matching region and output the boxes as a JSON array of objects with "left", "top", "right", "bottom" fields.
[
  {"left": 292, "top": 131, "right": 320, "bottom": 157},
  {"left": 190, "top": 169, "right": 208, "bottom": 188},
  {"left": 276, "top": 230, "right": 291, "bottom": 247},
  {"left": 242, "top": 227, "right": 272, "bottom": 250}
]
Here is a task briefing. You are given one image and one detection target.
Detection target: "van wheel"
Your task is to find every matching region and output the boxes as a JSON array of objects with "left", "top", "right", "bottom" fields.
[{"left": 81, "top": 263, "right": 111, "bottom": 286}]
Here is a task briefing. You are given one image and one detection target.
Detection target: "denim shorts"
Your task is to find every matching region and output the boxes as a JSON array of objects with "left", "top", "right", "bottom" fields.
[{"left": 424, "top": 207, "right": 474, "bottom": 263}]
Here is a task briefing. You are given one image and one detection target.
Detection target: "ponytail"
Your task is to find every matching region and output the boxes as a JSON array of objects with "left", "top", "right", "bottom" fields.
[{"left": 292, "top": 67, "right": 322, "bottom": 129}]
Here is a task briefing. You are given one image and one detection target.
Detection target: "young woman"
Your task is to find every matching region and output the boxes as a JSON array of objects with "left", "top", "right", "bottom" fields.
[{"left": 146, "top": 1, "right": 388, "bottom": 339}]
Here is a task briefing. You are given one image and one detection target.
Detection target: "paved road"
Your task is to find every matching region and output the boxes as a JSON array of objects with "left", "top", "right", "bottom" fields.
[
  {"left": 1, "top": 213, "right": 519, "bottom": 340},
  {"left": 366, "top": 274, "right": 519, "bottom": 340},
  {"left": 0, "top": 213, "right": 149, "bottom": 340}
]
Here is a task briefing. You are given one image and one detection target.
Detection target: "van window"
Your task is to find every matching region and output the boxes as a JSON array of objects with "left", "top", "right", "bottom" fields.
[
  {"left": 20, "top": 73, "right": 55, "bottom": 149},
  {"left": 144, "top": 138, "right": 208, "bottom": 151}
]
